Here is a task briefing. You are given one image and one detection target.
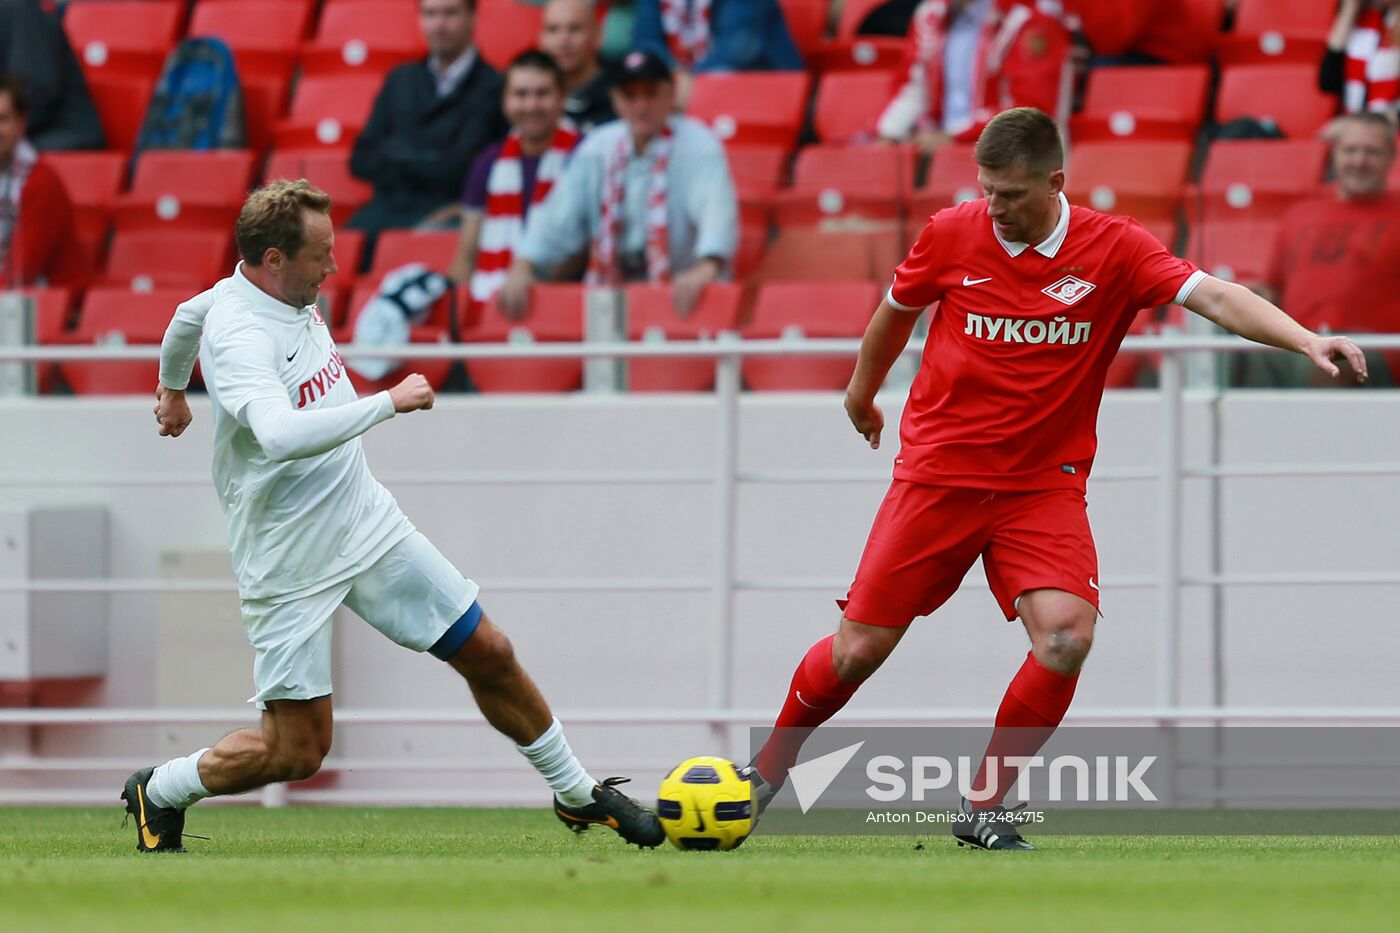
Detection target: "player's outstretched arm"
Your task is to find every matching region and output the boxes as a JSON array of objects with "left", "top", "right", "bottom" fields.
[
  {"left": 845, "top": 299, "right": 921, "bottom": 449},
  {"left": 1183, "top": 275, "right": 1368, "bottom": 383},
  {"left": 243, "top": 374, "right": 433, "bottom": 463},
  {"left": 155, "top": 289, "right": 217, "bottom": 437}
]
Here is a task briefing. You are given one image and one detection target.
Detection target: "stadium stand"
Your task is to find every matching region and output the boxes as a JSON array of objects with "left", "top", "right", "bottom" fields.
[
  {"left": 807, "top": 0, "right": 904, "bottom": 73},
  {"left": 1215, "top": 65, "right": 1338, "bottom": 139},
  {"left": 62, "top": 0, "right": 181, "bottom": 84},
  {"left": 300, "top": 0, "right": 426, "bottom": 77},
  {"left": 1063, "top": 141, "right": 1193, "bottom": 222},
  {"left": 1218, "top": 0, "right": 1333, "bottom": 66},
  {"left": 686, "top": 71, "right": 811, "bottom": 149},
  {"left": 85, "top": 71, "right": 158, "bottom": 152},
  {"left": 101, "top": 229, "right": 232, "bottom": 291},
  {"left": 115, "top": 149, "right": 257, "bottom": 232},
  {"left": 26, "top": 287, "right": 74, "bottom": 394},
  {"left": 909, "top": 143, "right": 983, "bottom": 217},
  {"left": 741, "top": 281, "right": 879, "bottom": 390},
  {"left": 274, "top": 73, "right": 382, "bottom": 148},
  {"left": 339, "top": 281, "right": 455, "bottom": 391},
  {"left": 813, "top": 70, "right": 889, "bottom": 144},
  {"left": 625, "top": 283, "right": 743, "bottom": 392},
  {"left": 65, "top": 287, "right": 191, "bottom": 394},
  {"left": 263, "top": 148, "right": 373, "bottom": 227},
  {"left": 1185, "top": 216, "right": 1281, "bottom": 285},
  {"left": 1194, "top": 139, "right": 1329, "bottom": 223},
  {"left": 464, "top": 286, "right": 586, "bottom": 393},
  {"left": 726, "top": 144, "right": 788, "bottom": 230},
  {"left": 43, "top": 151, "right": 124, "bottom": 274},
  {"left": 1071, "top": 65, "right": 1212, "bottom": 143},
  {"left": 777, "top": 0, "right": 828, "bottom": 57},
  {"left": 366, "top": 230, "right": 461, "bottom": 283},
  {"left": 774, "top": 143, "right": 914, "bottom": 228},
  {"left": 748, "top": 227, "right": 901, "bottom": 285}
]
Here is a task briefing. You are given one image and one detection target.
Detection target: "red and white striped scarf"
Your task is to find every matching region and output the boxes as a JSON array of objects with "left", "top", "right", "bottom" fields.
[
  {"left": 1345, "top": 5, "right": 1400, "bottom": 114},
  {"left": 587, "top": 125, "right": 671, "bottom": 285},
  {"left": 660, "top": 0, "right": 712, "bottom": 67},
  {"left": 471, "top": 121, "right": 579, "bottom": 302}
]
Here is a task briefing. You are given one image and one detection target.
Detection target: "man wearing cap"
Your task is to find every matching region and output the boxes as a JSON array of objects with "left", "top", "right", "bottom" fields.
[{"left": 498, "top": 49, "right": 737, "bottom": 318}]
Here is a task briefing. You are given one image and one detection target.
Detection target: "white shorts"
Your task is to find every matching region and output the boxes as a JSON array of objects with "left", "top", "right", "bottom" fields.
[{"left": 240, "top": 531, "right": 480, "bottom": 707}]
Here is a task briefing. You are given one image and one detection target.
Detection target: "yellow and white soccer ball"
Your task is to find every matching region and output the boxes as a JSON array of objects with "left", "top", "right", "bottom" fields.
[{"left": 656, "top": 756, "right": 754, "bottom": 851}]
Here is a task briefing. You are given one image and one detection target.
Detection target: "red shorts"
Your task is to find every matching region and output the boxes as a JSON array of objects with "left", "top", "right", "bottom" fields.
[{"left": 839, "top": 481, "right": 1101, "bottom": 627}]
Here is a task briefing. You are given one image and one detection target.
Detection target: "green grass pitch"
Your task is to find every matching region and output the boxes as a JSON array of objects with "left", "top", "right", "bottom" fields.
[{"left": 2, "top": 807, "right": 1398, "bottom": 932}]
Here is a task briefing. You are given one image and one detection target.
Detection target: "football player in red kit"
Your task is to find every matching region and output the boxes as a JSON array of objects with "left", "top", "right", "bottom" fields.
[{"left": 744, "top": 107, "right": 1367, "bottom": 850}]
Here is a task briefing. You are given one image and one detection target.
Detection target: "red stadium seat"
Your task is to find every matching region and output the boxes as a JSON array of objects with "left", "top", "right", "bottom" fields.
[
  {"left": 301, "top": 1, "right": 426, "bottom": 77},
  {"left": 240, "top": 72, "right": 293, "bottom": 155},
  {"left": 748, "top": 228, "right": 903, "bottom": 284},
  {"left": 1185, "top": 217, "right": 1281, "bottom": 285},
  {"left": 1064, "top": 141, "right": 1192, "bottom": 222},
  {"left": 276, "top": 74, "right": 382, "bottom": 148},
  {"left": 909, "top": 143, "right": 982, "bottom": 216},
  {"left": 264, "top": 148, "right": 374, "bottom": 226},
  {"left": 813, "top": 71, "right": 890, "bottom": 143},
  {"left": 188, "top": 0, "right": 315, "bottom": 81},
  {"left": 43, "top": 151, "right": 125, "bottom": 272},
  {"left": 807, "top": 0, "right": 904, "bottom": 73},
  {"left": 367, "top": 231, "right": 461, "bottom": 281},
  {"left": 115, "top": 150, "right": 257, "bottom": 232},
  {"left": 476, "top": 0, "right": 544, "bottom": 70},
  {"left": 734, "top": 223, "right": 769, "bottom": 279},
  {"left": 339, "top": 281, "right": 455, "bottom": 392},
  {"left": 726, "top": 145, "right": 788, "bottom": 228},
  {"left": 778, "top": 0, "right": 828, "bottom": 56},
  {"left": 465, "top": 285, "right": 585, "bottom": 393},
  {"left": 742, "top": 282, "right": 879, "bottom": 390},
  {"left": 24, "top": 288, "right": 75, "bottom": 394},
  {"left": 774, "top": 144, "right": 915, "bottom": 228},
  {"left": 101, "top": 229, "right": 232, "bottom": 291},
  {"left": 65, "top": 287, "right": 188, "bottom": 394},
  {"left": 1071, "top": 65, "right": 1211, "bottom": 142},
  {"left": 687, "top": 72, "right": 811, "bottom": 150},
  {"left": 63, "top": 0, "right": 181, "bottom": 82},
  {"left": 1196, "top": 139, "right": 1328, "bottom": 222},
  {"left": 1219, "top": 0, "right": 1333, "bottom": 66},
  {"left": 625, "top": 283, "right": 742, "bottom": 391},
  {"left": 1216, "top": 65, "right": 1337, "bottom": 140},
  {"left": 86, "top": 72, "right": 157, "bottom": 152}
]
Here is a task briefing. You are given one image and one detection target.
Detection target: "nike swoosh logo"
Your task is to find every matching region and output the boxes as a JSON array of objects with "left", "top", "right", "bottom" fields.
[
  {"left": 556, "top": 808, "right": 619, "bottom": 830},
  {"left": 693, "top": 810, "right": 706, "bottom": 832},
  {"left": 136, "top": 786, "right": 162, "bottom": 849},
  {"left": 1089, "top": 578, "right": 1100, "bottom": 591},
  {"left": 286, "top": 348, "right": 299, "bottom": 362},
  {"left": 963, "top": 276, "right": 993, "bottom": 286},
  {"left": 795, "top": 690, "right": 822, "bottom": 710}
]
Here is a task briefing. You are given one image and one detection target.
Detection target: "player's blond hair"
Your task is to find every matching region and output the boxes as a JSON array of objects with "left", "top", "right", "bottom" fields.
[
  {"left": 235, "top": 179, "right": 333, "bottom": 266},
  {"left": 975, "top": 107, "right": 1064, "bottom": 180}
]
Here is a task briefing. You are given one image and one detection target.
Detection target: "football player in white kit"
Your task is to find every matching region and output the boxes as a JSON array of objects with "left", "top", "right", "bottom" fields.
[{"left": 123, "top": 180, "right": 663, "bottom": 852}]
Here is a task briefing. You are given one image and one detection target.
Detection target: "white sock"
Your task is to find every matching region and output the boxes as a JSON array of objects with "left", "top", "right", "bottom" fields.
[
  {"left": 145, "top": 747, "right": 212, "bottom": 810},
  {"left": 516, "top": 718, "right": 595, "bottom": 807}
]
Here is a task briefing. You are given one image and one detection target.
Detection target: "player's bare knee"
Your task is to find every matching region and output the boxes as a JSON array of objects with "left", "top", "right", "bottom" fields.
[
  {"left": 273, "top": 746, "right": 325, "bottom": 783},
  {"left": 1035, "top": 619, "right": 1095, "bottom": 674},
  {"left": 832, "top": 633, "right": 892, "bottom": 682},
  {"left": 453, "top": 624, "right": 518, "bottom": 685}
]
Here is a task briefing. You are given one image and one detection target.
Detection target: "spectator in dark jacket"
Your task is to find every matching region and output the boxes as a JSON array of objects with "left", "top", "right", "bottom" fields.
[
  {"left": 541, "top": 0, "right": 616, "bottom": 133},
  {"left": 0, "top": 0, "right": 103, "bottom": 150},
  {"left": 349, "top": 0, "right": 508, "bottom": 245}
]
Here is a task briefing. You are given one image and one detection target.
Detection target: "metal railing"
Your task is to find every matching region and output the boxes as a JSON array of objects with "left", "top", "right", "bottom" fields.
[{"left": 2, "top": 332, "right": 1400, "bottom": 805}]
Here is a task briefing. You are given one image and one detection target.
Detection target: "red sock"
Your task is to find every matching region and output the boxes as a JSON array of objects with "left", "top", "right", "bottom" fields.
[
  {"left": 754, "top": 634, "right": 863, "bottom": 786},
  {"left": 969, "top": 651, "right": 1079, "bottom": 810}
]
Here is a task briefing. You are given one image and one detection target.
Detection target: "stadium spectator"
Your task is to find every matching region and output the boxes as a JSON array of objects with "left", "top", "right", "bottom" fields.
[
  {"left": 1320, "top": 0, "right": 1399, "bottom": 120},
  {"left": 0, "top": 76, "right": 84, "bottom": 289},
  {"left": 540, "top": 0, "right": 616, "bottom": 132},
  {"left": 0, "top": 0, "right": 103, "bottom": 150},
  {"left": 349, "top": 0, "right": 508, "bottom": 247},
  {"left": 1243, "top": 112, "right": 1400, "bottom": 387},
  {"left": 499, "top": 49, "right": 736, "bottom": 318},
  {"left": 632, "top": 0, "right": 803, "bottom": 105},
  {"left": 450, "top": 51, "right": 581, "bottom": 301},
  {"left": 876, "top": 0, "right": 1072, "bottom": 153}
]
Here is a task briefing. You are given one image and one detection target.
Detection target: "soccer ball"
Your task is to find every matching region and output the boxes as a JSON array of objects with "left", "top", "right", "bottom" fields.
[{"left": 656, "top": 756, "right": 754, "bottom": 851}]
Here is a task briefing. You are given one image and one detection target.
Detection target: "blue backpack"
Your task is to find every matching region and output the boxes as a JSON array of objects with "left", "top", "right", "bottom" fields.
[{"left": 135, "top": 37, "right": 247, "bottom": 153}]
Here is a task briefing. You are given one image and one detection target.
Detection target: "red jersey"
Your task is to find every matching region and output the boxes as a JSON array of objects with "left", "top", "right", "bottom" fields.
[
  {"left": 1267, "top": 193, "right": 1400, "bottom": 335},
  {"left": 887, "top": 193, "right": 1203, "bottom": 491}
]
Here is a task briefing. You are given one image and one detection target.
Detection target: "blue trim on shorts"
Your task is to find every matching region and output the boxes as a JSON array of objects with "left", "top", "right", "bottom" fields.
[{"left": 429, "top": 601, "right": 483, "bottom": 661}]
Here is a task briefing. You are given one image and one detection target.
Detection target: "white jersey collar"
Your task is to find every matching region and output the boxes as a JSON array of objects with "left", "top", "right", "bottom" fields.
[
  {"left": 993, "top": 191, "right": 1070, "bottom": 258},
  {"left": 232, "top": 260, "right": 312, "bottom": 317}
]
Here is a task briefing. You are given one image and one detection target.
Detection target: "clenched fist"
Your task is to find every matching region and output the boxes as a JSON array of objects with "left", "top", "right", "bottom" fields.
[{"left": 389, "top": 373, "right": 435, "bottom": 413}]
